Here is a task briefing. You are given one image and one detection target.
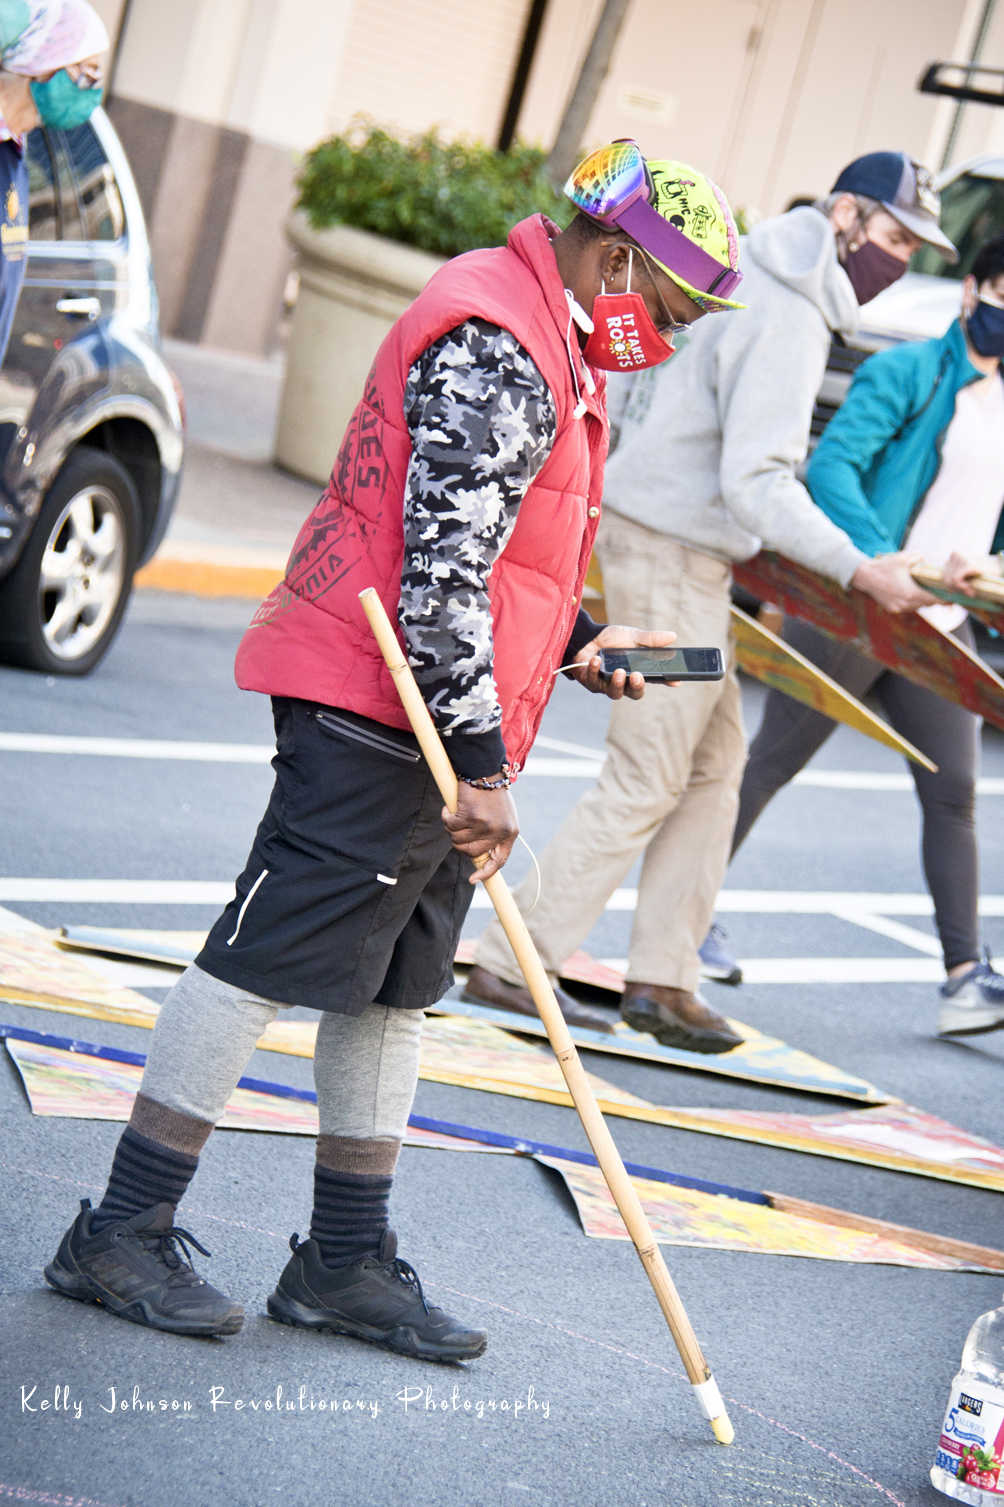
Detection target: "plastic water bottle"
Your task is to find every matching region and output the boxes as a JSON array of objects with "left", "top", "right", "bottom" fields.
[{"left": 932, "top": 1297, "right": 1004, "bottom": 1502}]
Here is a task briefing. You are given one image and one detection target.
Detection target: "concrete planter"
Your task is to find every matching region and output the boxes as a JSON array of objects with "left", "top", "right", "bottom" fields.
[{"left": 274, "top": 212, "right": 447, "bottom": 485}]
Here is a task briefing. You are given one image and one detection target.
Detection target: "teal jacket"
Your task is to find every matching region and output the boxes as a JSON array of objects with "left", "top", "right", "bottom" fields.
[{"left": 806, "top": 318, "right": 1004, "bottom": 558}]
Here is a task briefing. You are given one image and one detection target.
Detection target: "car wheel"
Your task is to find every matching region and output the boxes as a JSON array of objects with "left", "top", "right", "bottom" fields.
[{"left": 0, "top": 447, "right": 141, "bottom": 675}]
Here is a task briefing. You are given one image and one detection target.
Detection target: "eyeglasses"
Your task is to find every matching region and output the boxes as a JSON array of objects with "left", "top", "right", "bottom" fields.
[
  {"left": 635, "top": 244, "right": 693, "bottom": 336},
  {"left": 68, "top": 62, "right": 103, "bottom": 89}
]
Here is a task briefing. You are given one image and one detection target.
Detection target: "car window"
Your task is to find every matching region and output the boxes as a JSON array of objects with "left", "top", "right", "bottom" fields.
[
  {"left": 45, "top": 130, "right": 82, "bottom": 239},
  {"left": 25, "top": 129, "right": 58, "bottom": 241},
  {"left": 56, "top": 123, "right": 125, "bottom": 241},
  {"left": 912, "top": 173, "right": 1004, "bottom": 280}
]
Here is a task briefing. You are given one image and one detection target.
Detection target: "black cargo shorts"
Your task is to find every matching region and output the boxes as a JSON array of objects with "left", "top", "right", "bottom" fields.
[{"left": 197, "top": 697, "right": 475, "bottom": 1014}]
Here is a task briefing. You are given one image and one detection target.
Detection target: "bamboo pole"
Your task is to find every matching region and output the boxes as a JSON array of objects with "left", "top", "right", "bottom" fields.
[{"left": 359, "top": 587, "right": 734, "bottom": 1445}]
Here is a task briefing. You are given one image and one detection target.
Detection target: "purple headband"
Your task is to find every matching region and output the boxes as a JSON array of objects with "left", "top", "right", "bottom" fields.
[{"left": 611, "top": 197, "right": 743, "bottom": 301}]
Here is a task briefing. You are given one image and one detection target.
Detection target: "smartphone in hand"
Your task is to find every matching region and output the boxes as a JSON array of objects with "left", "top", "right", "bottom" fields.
[{"left": 598, "top": 647, "right": 725, "bottom": 683}]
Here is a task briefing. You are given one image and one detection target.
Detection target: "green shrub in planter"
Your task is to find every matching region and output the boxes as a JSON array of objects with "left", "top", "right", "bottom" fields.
[{"left": 297, "top": 120, "right": 574, "bottom": 258}]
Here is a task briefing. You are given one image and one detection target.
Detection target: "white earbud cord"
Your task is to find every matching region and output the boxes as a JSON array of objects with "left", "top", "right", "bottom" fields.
[
  {"left": 517, "top": 829, "right": 542, "bottom": 914},
  {"left": 563, "top": 291, "right": 588, "bottom": 419}
]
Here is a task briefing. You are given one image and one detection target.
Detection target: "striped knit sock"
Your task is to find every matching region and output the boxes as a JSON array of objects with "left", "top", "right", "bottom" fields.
[
  {"left": 90, "top": 1126, "right": 200, "bottom": 1233},
  {"left": 309, "top": 1163, "right": 394, "bottom": 1268}
]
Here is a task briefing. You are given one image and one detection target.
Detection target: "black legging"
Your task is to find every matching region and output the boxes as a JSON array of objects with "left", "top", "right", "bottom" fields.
[{"left": 732, "top": 618, "right": 981, "bottom": 971}]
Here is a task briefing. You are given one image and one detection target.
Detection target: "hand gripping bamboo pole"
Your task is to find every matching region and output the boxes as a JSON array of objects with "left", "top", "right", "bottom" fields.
[{"left": 360, "top": 588, "right": 734, "bottom": 1445}]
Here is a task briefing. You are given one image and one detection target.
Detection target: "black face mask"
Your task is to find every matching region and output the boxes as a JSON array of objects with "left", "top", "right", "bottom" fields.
[
  {"left": 843, "top": 239, "right": 908, "bottom": 305},
  {"left": 966, "top": 298, "right": 1004, "bottom": 358}
]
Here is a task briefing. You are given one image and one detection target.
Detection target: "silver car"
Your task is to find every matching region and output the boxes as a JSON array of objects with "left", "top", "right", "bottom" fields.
[{"left": 0, "top": 109, "right": 183, "bottom": 675}]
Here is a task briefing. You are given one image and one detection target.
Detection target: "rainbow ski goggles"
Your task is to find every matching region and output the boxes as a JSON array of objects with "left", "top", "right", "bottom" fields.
[{"left": 565, "top": 141, "right": 743, "bottom": 308}]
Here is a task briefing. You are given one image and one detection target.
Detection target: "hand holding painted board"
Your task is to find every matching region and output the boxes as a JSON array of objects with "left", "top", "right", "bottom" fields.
[
  {"left": 734, "top": 551, "right": 1004, "bottom": 731},
  {"left": 910, "top": 562, "right": 1004, "bottom": 629}
]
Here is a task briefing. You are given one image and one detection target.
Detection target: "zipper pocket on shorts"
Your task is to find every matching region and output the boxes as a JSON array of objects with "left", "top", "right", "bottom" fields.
[{"left": 313, "top": 709, "right": 421, "bottom": 763}]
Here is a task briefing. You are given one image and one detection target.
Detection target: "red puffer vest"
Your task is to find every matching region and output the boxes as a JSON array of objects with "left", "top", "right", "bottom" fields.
[{"left": 235, "top": 214, "right": 608, "bottom": 772}]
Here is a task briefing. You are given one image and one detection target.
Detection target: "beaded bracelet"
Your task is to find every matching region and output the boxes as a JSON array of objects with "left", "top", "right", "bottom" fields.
[{"left": 458, "top": 763, "right": 513, "bottom": 791}]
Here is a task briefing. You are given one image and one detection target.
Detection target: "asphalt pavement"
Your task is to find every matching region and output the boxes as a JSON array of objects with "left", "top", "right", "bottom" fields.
[{"left": 2, "top": 581, "right": 1004, "bottom": 1507}]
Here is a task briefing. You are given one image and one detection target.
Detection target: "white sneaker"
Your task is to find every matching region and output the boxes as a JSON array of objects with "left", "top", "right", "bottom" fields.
[
  {"left": 698, "top": 924, "right": 743, "bottom": 986},
  {"left": 937, "top": 955, "right": 1004, "bottom": 1037}
]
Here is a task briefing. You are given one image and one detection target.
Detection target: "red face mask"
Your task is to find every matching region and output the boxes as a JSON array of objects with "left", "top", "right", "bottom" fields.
[{"left": 583, "top": 251, "right": 675, "bottom": 371}]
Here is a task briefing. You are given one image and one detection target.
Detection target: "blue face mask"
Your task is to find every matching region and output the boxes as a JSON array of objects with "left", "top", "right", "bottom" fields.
[
  {"left": 967, "top": 298, "right": 1004, "bottom": 359},
  {"left": 30, "top": 69, "right": 103, "bottom": 130}
]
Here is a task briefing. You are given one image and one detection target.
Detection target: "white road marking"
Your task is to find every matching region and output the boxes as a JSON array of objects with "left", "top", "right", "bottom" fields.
[
  {"left": 795, "top": 769, "right": 1004, "bottom": 793},
  {"left": 712, "top": 891, "right": 1004, "bottom": 915},
  {"left": 2, "top": 883, "right": 1000, "bottom": 984},
  {"left": 824, "top": 908, "right": 944, "bottom": 957},
  {"left": 0, "top": 732, "right": 273, "bottom": 762},
  {"left": 601, "top": 956, "right": 999, "bottom": 984},
  {"left": 5, "top": 880, "right": 1004, "bottom": 924},
  {"left": 3, "top": 731, "right": 1004, "bottom": 794},
  {"left": 738, "top": 958, "right": 952, "bottom": 984},
  {"left": 0, "top": 879, "right": 234, "bottom": 903},
  {"left": 522, "top": 757, "right": 604, "bottom": 776},
  {"left": 531, "top": 734, "right": 607, "bottom": 760}
]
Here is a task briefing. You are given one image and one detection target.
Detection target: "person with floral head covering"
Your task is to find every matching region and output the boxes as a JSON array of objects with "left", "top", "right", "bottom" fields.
[{"left": 0, "top": 0, "right": 107, "bottom": 362}]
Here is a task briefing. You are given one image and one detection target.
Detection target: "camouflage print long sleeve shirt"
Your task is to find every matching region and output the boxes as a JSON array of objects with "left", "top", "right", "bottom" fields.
[{"left": 400, "top": 317, "right": 558, "bottom": 778}]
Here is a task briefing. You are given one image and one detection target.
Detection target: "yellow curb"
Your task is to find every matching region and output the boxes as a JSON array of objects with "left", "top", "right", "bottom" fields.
[{"left": 134, "top": 558, "right": 285, "bottom": 599}]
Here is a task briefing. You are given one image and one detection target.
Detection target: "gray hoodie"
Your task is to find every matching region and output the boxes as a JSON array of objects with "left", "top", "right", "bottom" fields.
[{"left": 602, "top": 207, "right": 867, "bottom": 587}]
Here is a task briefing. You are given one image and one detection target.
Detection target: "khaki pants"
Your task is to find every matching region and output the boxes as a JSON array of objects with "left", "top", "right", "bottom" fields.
[{"left": 474, "top": 512, "right": 746, "bottom": 994}]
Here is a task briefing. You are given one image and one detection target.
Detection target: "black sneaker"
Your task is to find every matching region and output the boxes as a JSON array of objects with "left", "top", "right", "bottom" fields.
[
  {"left": 268, "top": 1228, "right": 487, "bottom": 1363},
  {"left": 44, "top": 1199, "right": 244, "bottom": 1337}
]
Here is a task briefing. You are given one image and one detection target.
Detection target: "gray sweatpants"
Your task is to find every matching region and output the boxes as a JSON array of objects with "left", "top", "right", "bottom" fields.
[{"left": 130, "top": 964, "right": 423, "bottom": 1175}]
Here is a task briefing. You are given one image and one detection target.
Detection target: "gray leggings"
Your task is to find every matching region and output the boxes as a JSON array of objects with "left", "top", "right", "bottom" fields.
[
  {"left": 733, "top": 619, "right": 981, "bottom": 971},
  {"left": 138, "top": 964, "right": 423, "bottom": 1145}
]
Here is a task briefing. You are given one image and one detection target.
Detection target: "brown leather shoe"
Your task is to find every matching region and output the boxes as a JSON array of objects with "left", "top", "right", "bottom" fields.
[
  {"left": 620, "top": 982, "right": 743, "bottom": 1054},
  {"left": 462, "top": 964, "right": 616, "bottom": 1034}
]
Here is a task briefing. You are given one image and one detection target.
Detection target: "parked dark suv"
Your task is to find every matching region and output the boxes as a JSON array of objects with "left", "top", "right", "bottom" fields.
[{"left": 0, "top": 109, "right": 183, "bottom": 674}]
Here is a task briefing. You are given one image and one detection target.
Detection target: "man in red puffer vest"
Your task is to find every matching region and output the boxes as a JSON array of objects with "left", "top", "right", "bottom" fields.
[{"left": 44, "top": 143, "right": 743, "bottom": 1360}]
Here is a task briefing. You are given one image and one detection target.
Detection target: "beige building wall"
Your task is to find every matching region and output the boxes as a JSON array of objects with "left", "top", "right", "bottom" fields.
[
  {"left": 323, "top": 0, "right": 530, "bottom": 141},
  {"left": 928, "top": 0, "right": 1004, "bottom": 168},
  {"left": 519, "top": 0, "right": 971, "bottom": 216},
  {"left": 104, "top": 0, "right": 991, "bottom": 360}
]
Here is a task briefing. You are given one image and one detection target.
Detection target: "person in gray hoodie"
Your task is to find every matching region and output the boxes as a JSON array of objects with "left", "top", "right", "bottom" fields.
[{"left": 467, "top": 152, "right": 954, "bottom": 1053}]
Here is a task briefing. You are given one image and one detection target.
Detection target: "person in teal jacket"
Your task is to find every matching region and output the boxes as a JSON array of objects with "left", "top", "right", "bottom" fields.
[
  {"left": 803, "top": 306, "right": 1004, "bottom": 560},
  {"left": 728, "top": 230, "right": 1004, "bottom": 1040}
]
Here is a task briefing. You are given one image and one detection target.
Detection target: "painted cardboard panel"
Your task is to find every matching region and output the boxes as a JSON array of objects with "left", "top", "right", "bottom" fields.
[
  {"left": 540, "top": 1158, "right": 999, "bottom": 1271},
  {"left": 729, "top": 606, "right": 933, "bottom": 767},
  {"left": 8, "top": 941, "right": 990, "bottom": 1187},
  {"left": 0, "top": 934, "right": 160, "bottom": 1024},
  {"left": 733, "top": 551, "right": 1004, "bottom": 732},
  {"left": 433, "top": 986, "right": 888, "bottom": 1103},
  {"left": 7, "top": 1034, "right": 998, "bottom": 1273},
  {"left": 15, "top": 928, "right": 890, "bottom": 1102}
]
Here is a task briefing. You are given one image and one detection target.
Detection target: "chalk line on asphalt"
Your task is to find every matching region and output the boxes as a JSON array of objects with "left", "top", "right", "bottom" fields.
[{"left": 0, "top": 1161, "right": 907, "bottom": 1507}]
